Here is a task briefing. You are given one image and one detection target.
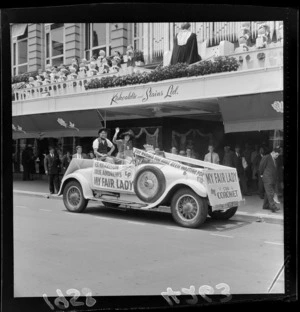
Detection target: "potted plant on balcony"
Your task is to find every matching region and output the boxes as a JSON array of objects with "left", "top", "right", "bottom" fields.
[{"left": 134, "top": 50, "right": 145, "bottom": 67}]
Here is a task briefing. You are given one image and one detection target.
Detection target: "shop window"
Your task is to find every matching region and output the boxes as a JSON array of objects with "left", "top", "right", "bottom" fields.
[
  {"left": 85, "top": 23, "right": 111, "bottom": 59},
  {"left": 45, "top": 23, "right": 65, "bottom": 67},
  {"left": 11, "top": 27, "right": 28, "bottom": 75}
]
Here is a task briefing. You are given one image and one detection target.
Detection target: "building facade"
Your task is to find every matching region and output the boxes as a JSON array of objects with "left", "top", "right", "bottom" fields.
[{"left": 11, "top": 22, "right": 283, "bottom": 173}]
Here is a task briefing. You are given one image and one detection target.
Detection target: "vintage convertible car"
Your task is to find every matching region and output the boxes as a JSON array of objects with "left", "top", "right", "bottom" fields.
[{"left": 58, "top": 148, "right": 243, "bottom": 228}]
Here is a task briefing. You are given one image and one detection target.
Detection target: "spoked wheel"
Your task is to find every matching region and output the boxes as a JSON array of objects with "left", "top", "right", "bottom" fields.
[
  {"left": 63, "top": 181, "right": 88, "bottom": 213},
  {"left": 208, "top": 206, "right": 238, "bottom": 220},
  {"left": 171, "top": 188, "right": 208, "bottom": 228}
]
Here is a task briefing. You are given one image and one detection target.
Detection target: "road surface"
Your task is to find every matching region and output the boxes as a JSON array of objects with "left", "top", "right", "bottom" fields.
[{"left": 13, "top": 194, "right": 284, "bottom": 298}]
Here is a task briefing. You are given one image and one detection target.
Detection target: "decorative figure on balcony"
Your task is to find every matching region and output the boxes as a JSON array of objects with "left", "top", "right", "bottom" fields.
[
  {"left": 113, "top": 51, "right": 123, "bottom": 67},
  {"left": 57, "top": 69, "right": 67, "bottom": 82},
  {"left": 97, "top": 50, "right": 106, "bottom": 71},
  {"left": 78, "top": 63, "right": 87, "bottom": 79},
  {"left": 35, "top": 75, "right": 43, "bottom": 87},
  {"left": 68, "top": 67, "right": 78, "bottom": 80},
  {"left": 111, "top": 57, "right": 121, "bottom": 73},
  {"left": 82, "top": 58, "right": 89, "bottom": 71},
  {"left": 235, "top": 22, "right": 250, "bottom": 52},
  {"left": 256, "top": 22, "right": 270, "bottom": 49},
  {"left": 71, "top": 58, "right": 79, "bottom": 72},
  {"left": 102, "top": 57, "right": 111, "bottom": 74},
  {"left": 126, "top": 45, "right": 135, "bottom": 66},
  {"left": 170, "top": 22, "right": 201, "bottom": 66},
  {"left": 27, "top": 77, "right": 35, "bottom": 88},
  {"left": 87, "top": 62, "right": 98, "bottom": 77}
]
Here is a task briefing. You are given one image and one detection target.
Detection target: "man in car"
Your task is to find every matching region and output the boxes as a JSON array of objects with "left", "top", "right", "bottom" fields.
[{"left": 93, "top": 128, "right": 115, "bottom": 163}]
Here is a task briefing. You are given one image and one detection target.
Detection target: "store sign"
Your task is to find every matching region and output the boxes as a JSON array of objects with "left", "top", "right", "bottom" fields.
[
  {"left": 203, "top": 170, "right": 242, "bottom": 207},
  {"left": 92, "top": 160, "right": 135, "bottom": 193},
  {"left": 110, "top": 84, "right": 179, "bottom": 106}
]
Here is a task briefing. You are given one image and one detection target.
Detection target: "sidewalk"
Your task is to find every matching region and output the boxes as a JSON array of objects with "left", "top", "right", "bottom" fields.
[{"left": 13, "top": 173, "right": 283, "bottom": 224}]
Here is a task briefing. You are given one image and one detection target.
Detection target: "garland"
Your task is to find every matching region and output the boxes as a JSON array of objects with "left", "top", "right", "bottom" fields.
[{"left": 84, "top": 56, "right": 239, "bottom": 90}]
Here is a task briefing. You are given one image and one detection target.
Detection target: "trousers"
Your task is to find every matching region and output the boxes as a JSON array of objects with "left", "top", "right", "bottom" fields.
[
  {"left": 49, "top": 174, "right": 60, "bottom": 193},
  {"left": 262, "top": 182, "right": 277, "bottom": 210}
]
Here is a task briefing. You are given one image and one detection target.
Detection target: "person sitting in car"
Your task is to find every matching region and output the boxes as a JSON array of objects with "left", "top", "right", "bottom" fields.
[
  {"left": 93, "top": 128, "right": 115, "bottom": 163},
  {"left": 112, "top": 128, "right": 134, "bottom": 163}
]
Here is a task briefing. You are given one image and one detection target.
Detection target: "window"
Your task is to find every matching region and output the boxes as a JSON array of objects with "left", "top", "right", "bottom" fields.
[
  {"left": 12, "top": 26, "right": 28, "bottom": 75},
  {"left": 132, "top": 23, "right": 143, "bottom": 50},
  {"left": 85, "top": 23, "right": 111, "bottom": 60},
  {"left": 45, "top": 23, "right": 65, "bottom": 67}
]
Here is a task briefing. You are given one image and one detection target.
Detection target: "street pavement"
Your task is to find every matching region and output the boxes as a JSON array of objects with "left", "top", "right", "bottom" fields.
[{"left": 14, "top": 193, "right": 284, "bottom": 298}]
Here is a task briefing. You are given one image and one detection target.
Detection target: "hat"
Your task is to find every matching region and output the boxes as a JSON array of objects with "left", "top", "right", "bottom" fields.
[
  {"left": 120, "top": 129, "right": 135, "bottom": 139},
  {"left": 76, "top": 145, "right": 82, "bottom": 150},
  {"left": 98, "top": 128, "right": 108, "bottom": 134}
]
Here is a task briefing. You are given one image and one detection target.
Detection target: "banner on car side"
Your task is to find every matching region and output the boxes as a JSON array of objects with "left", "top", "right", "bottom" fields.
[{"left": 92, "top": 160, "right": 136, "bottom": 193}]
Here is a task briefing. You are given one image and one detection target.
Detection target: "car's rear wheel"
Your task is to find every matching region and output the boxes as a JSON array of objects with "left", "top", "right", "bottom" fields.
[
  {"left": 171, "top": 188, "right": 208, "bottom": 228},
  {"left": 63, "top": 181, "right": 88, "bottom": 213},
  {"left": 133, "top": 166, "right": 166, "bottom": 203},
  {"left": 208, "top": 206, "right": 238, "bottom": 220},
  {"left": 102, "top": 202, "right": 120, "bottom": 209}
]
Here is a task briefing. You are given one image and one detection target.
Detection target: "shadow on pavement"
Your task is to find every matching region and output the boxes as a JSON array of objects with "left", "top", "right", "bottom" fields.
[{"left": 82, "top": 204, "right": 252, "bottom": 232}]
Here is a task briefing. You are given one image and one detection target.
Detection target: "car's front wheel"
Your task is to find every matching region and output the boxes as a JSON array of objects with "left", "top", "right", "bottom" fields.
[
  {"left": 171, "top": 188, "right": 208, "bottom": 228},
  {"left": 63, "top": 180, "right": 88, "bottom": 213},
  {"left": 208, "top": 206, "right": 238, "bottom": 220}
]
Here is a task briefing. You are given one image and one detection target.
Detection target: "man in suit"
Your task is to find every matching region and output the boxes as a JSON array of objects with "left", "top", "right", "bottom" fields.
[
  {"left": 259, "top": 147, "right": 280, "bottom": 212},
  {"left": 72, "top": 146, "right": 88, "bottom": 159},
  {"left": 44, "top": 147, "right": 61, "bottom": 194},
  {"left": 233, "top": 145, "right": 250, "bottom": 196}
]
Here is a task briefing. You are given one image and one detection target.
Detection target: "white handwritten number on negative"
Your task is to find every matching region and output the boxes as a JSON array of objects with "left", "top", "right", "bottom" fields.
[
  {"left": 199, "top": 285, "right": 214, "bottom": 303},
  {"left": 181, "top": 285, "right": 198, "bottom": 305},
  {"left": 161, "top": 287, "right": 181, "bottom": 306},
  {"left": 215, "top": 283, "right": 232, "bottom": 303},
  {"left": 43, "top": 288, "right": 96, "bottom": 310}
]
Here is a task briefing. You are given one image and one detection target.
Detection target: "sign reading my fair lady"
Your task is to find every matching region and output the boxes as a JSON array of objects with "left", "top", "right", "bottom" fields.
[
  {"left": 110, "top": 84, "right": 179, "bottom": 106},
  {"left": 203, "top": 169, "right": 243, "bottom": 207},
  {"left": 92, "top": 160, "right": 136, "bottom": 193}
]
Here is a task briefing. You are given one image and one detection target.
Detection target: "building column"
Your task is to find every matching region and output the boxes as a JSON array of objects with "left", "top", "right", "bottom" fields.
[
  {"left": 65, "top": 23, "right": 81, "bottom": 65},
  {"left": 28, "top": 23, "right": 43, "bottom": 72},
  {"left": 111, "top": 23, "right": 129, "bottom": 55}
]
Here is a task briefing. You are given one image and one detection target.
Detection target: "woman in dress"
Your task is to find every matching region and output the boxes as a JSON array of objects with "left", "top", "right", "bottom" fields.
[
  {"left": 170, "top": 22, "right": 201, "bottom": 65},
  {"left": 113, "top": 128, "right": 134, "bottom": 163}
]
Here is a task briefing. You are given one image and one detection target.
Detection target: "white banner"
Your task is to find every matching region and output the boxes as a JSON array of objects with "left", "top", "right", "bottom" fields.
[
  {"left": 203, "top": 170, "right": 242, "bottom": 207},
  {"left": 92, "top": 160, "right": 136, "bottom": 193}
]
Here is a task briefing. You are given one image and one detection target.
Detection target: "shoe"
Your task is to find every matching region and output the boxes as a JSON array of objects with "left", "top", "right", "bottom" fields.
[
  {"left": 263, "top": 207, "right": 270, "bottom": 210},
  {"left": 271, "top": 207, "right": 280, "bottom": 213}
]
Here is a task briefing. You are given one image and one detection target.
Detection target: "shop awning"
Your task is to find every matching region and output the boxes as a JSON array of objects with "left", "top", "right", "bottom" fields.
[
  {"left": 11, "top": 24, "right": 28, "bottom": 38},
  {"left": 219, "top": 92, "right": 283, "bottom": 133},
  {"left": 12, "top": 110, "right": 105, "bottom": 140}
]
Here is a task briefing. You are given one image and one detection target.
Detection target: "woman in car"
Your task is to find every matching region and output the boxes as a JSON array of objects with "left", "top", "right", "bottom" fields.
[{"left": 112, "top": 128, "right": 135, "bottom": 163}]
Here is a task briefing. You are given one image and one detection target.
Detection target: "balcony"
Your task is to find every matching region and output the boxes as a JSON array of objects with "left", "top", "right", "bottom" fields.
[{"left": 12, "top": 45, "right": 283, "bottom": 110}]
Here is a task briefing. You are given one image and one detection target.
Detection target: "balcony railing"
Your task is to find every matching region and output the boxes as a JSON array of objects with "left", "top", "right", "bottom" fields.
[
  {"left": 13, "top": 45, "right": 283, "bottom": 102},
  {"left": 12, "top": 66, "right": 152, "bottom": 102}
]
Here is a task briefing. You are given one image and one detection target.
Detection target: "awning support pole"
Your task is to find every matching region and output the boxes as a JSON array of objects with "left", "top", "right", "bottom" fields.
[{"left": 96, "top": 109, "right": 107, "bottom": 128}]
